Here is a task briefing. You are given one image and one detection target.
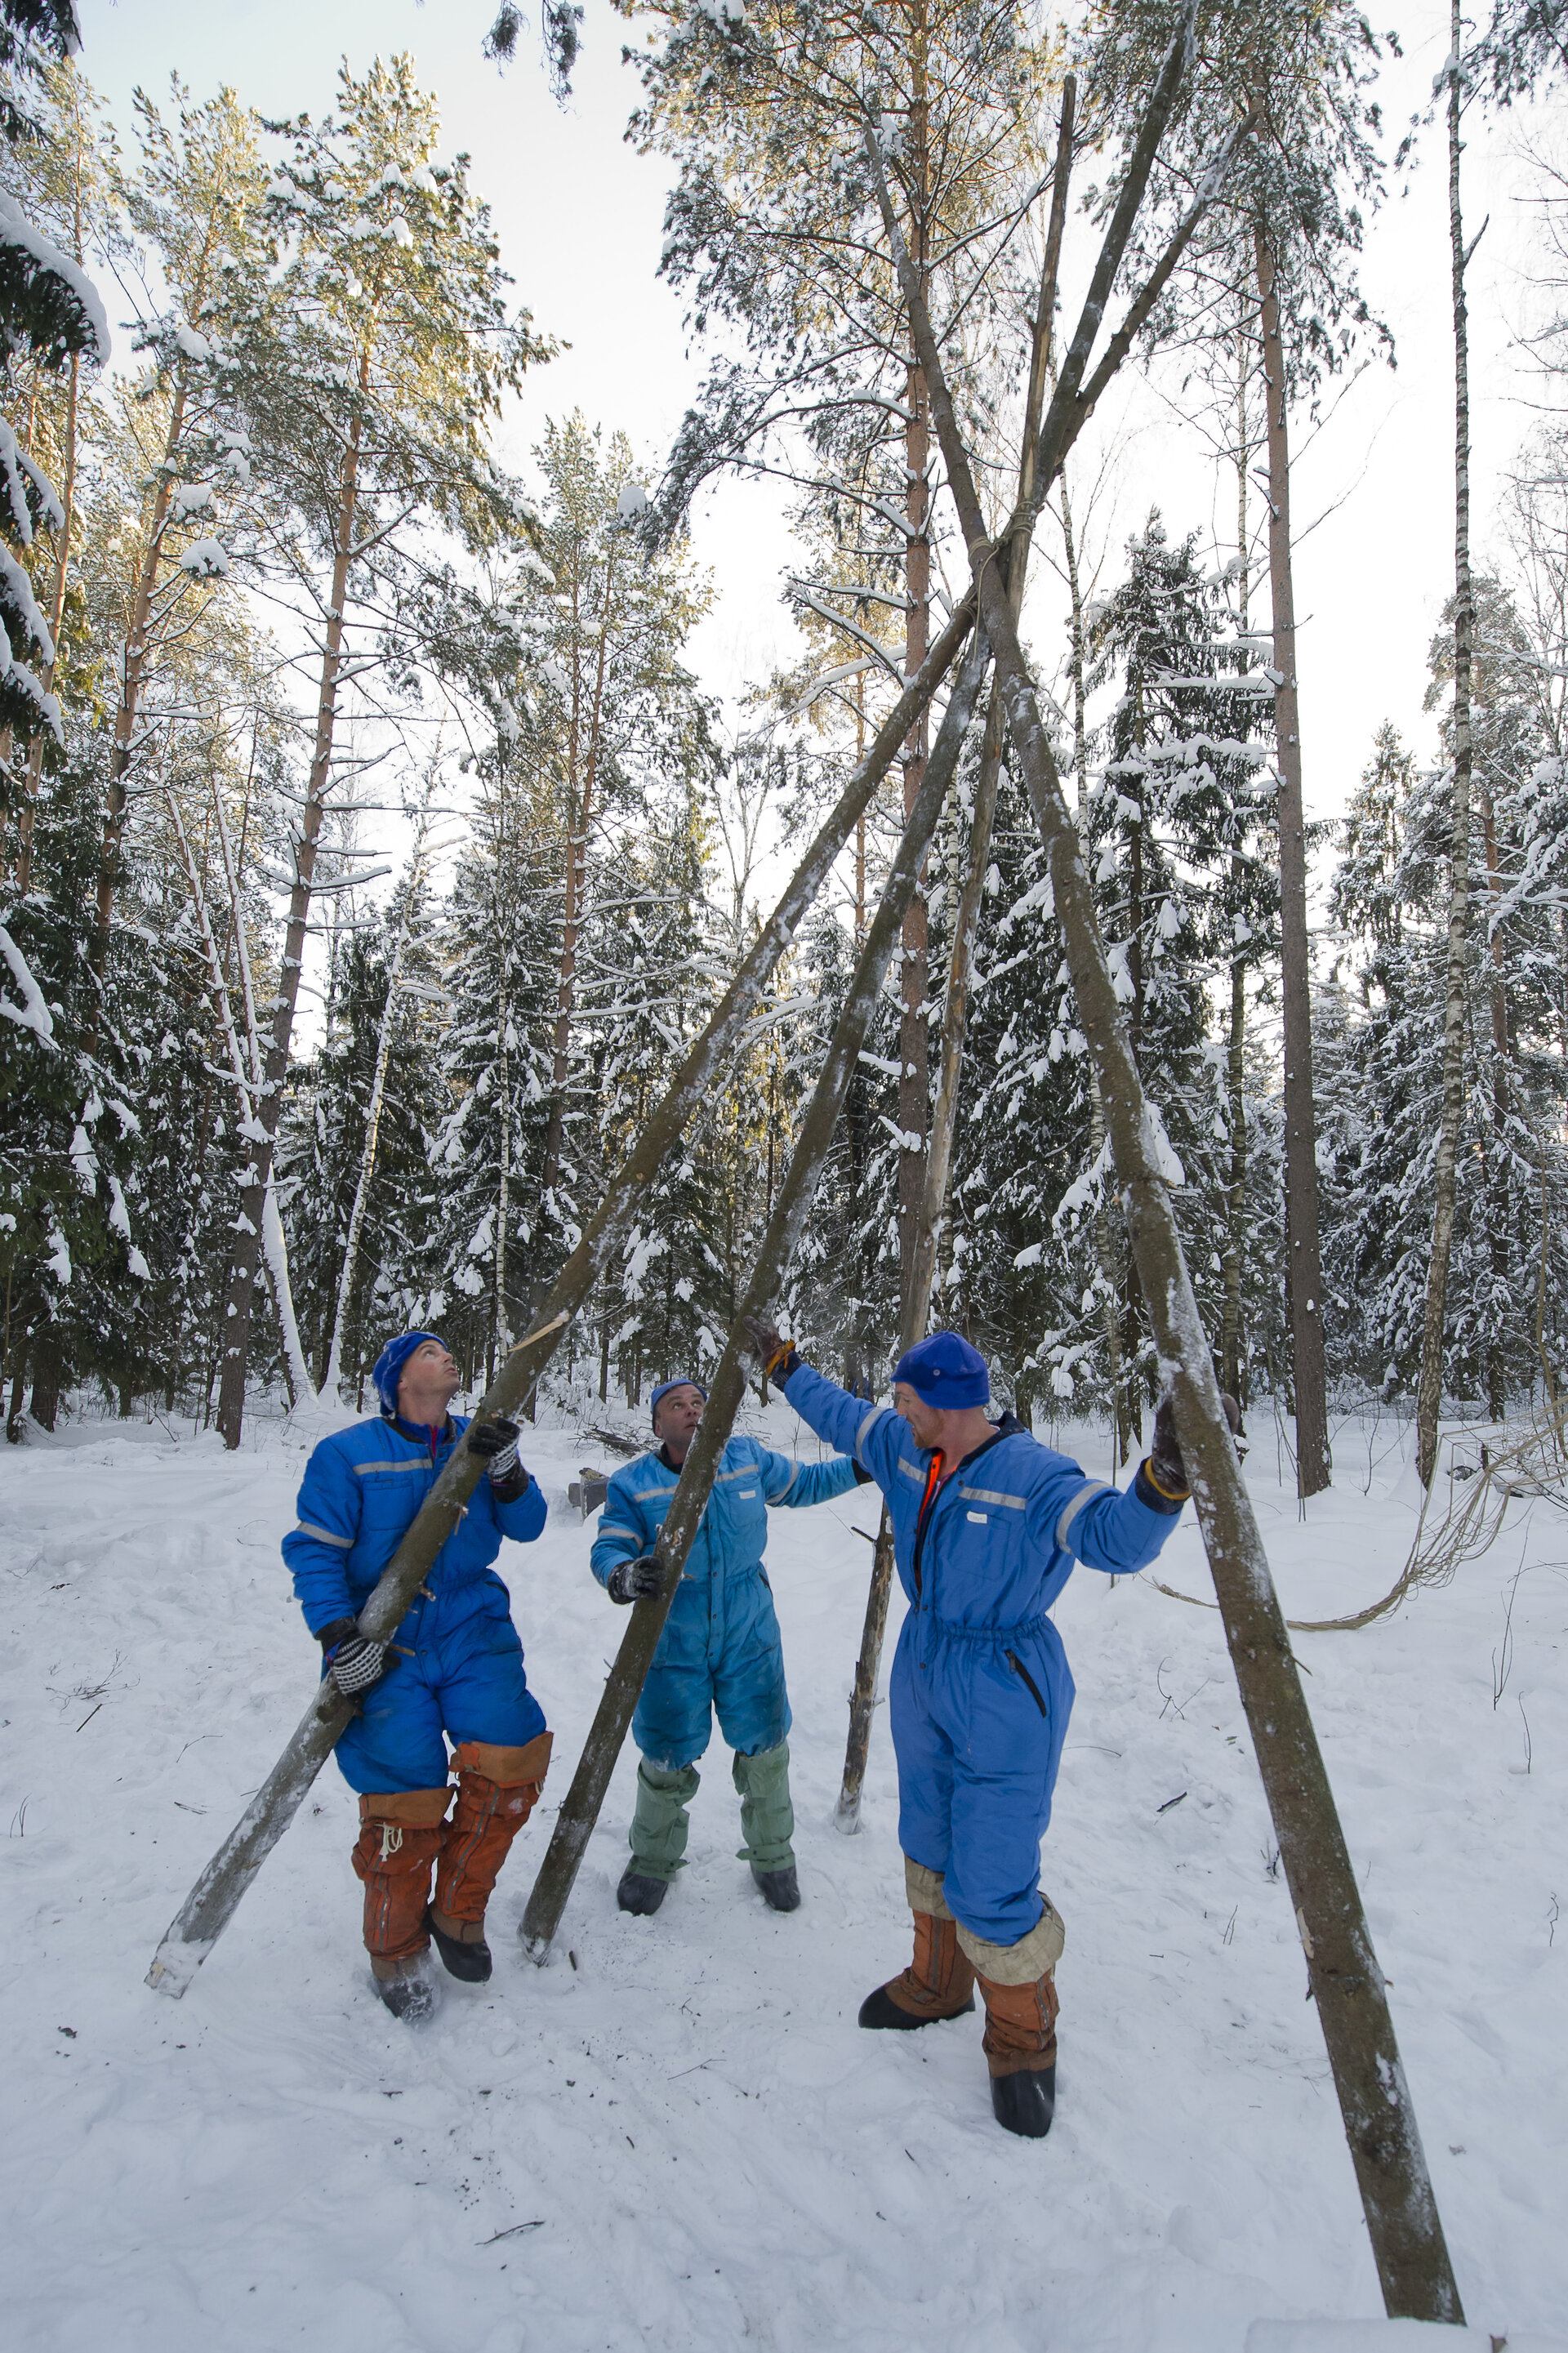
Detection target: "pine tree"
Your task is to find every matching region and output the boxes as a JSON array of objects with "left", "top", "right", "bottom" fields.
[{"left": 214, "top": 56, "right": 550, "bottom": 1446}]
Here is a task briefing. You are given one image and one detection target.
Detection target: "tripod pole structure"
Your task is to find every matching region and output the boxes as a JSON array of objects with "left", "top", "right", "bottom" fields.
[
  {"left": 520, "top": 630, "right": 991, "bottom": 1961},
  {"left": 144, "top": 599, "right": 976, "bottom": 1999}
]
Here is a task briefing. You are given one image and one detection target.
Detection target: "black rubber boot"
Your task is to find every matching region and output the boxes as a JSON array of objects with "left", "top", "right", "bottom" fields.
[
  {"left": 370, "top": 1955, "right": 440, "bottom": 2024},
  {"left": 751, "top": 1863, "right": 800, "bottom": 1913},
  {"left": 990, "top": 2066, "right": 1055, "bottom": 2139},
  {"left": 858, "top": 1981, "right": 975, "bottom": 2030},
  {"left": 617, "top": 1865, "right": 670, "bottom": 1916},
  {"left": 426, "top": 1908, "right": 492, "bottom": 1983}
]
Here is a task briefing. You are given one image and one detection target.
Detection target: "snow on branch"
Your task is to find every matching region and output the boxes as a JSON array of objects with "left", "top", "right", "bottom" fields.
[{"left": 0, "top": 923, "right": 56, "bottom": 1044}]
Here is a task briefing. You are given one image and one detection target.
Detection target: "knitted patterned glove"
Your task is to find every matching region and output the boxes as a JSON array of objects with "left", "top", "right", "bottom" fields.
[
  {"left": 318, "top": 1618, "right": 388, "bottom": 1697},
  {"left": 466, "top": 1415, "right": 526, "bottom": 1491}
]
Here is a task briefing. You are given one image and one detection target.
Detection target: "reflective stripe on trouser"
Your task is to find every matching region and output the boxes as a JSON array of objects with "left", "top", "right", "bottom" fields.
[
  {"left": 731, "top": 1739, "right": 795, "bottom": 1873},
  {"left": 629, "top": 1757, "right": 701, "bottom": 1880},
  {"left": 352, "top": 1786, "right": 451, "bottom": 1959},
  {"left": 433, "top": 1732, "right": 552, "bottom": 1925}
]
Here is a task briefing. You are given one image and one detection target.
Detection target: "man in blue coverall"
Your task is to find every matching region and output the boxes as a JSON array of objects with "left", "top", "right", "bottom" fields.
[
  {"left": 590, "top": 1375, "right": 868, "bottom": 1918},
  {"left": 283, "top": 1331, "right": 550, "bottom": 2021},
  {"left": 744, "top": 1317, "right": 1215, "bottom": 2137}
]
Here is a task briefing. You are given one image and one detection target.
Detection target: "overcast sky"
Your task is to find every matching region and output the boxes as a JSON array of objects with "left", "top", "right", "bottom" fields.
[{"left": 77, "top": 0, "right": 1559, "bottom": 837}]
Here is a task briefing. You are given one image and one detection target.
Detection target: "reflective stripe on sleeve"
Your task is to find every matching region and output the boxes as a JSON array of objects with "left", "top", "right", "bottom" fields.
[
  {"left": 295, "top": 1519, "right": 352, "bottom": 1549},
  {"left": 854, "top": 1405, "right": 889, "bottom": 1462},
  {"left": 1055, "top": 1479, "right": 1115, "bottom": 1552}
]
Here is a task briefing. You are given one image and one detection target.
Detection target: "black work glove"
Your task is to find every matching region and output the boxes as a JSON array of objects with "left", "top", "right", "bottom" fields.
[
  {"left": 1148, "top": 1391, "right": 1243, "bottom": 1500},
  {"left": 318, "top": 1616, "right": 388, "bottom": 1697},
  {"left": 607, "top": 1553, "right": 666, "bottom": 1606},
  {"left": 466, "top": 1415, "right": 527, "bottom": 1491},
  {"left": 742, "top": 1313, "right": 800, "bottom": 1383}
]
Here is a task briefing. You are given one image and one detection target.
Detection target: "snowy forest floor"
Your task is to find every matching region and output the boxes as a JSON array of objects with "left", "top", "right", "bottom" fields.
[{"left": 2, "top": 1395, "right": 1564, "bottom": 2352}]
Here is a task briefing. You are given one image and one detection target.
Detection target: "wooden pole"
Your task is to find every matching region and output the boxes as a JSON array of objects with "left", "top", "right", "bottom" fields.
[
  {"left": 867, "top": 106, "right": 1465, "bottom": 2327},
  {"left": 836, "top": 82, "right": 1076, "bottom": 1831},
  {"left": 519, "top": 631, "right": 991, "bottom": 1960},
  {"left": 144, "top": 600, "right": 975, "bottom": 1998}
]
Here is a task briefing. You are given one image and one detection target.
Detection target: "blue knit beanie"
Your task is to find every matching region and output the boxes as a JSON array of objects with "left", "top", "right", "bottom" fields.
[
  {"left": 650, "top": 1376, "right": 707, "bottom": 1428},
  {"left": 373, "top": 1330, "right": 449, "bottom": 1418},
  {"left": 892, "top": 1330, "right": 990, "bottom": 1409}
]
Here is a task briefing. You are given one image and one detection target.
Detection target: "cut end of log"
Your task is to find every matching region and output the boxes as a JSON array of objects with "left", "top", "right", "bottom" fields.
[
  {"left": 520, "top": 1927, "right": 554, "bottom": 1967},
  {"left": 145, "top": 1935, "right": 210, "bottom": 1997},
  {"left": 833, "top": 1793, "right": 864, "bottom": 1836}
]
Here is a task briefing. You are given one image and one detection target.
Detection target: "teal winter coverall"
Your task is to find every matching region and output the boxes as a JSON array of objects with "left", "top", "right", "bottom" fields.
[
  {"left": 590, "top": 1435, "right": 861, "bottom": 1769},
  {"left": 779, "top": 1361, "right": 1184, "bottom": 1946}
]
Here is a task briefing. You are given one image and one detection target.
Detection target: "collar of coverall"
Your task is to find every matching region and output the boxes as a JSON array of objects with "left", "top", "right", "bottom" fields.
[
  {"left": 929, "top": 1406, "right": 1026, "bottom": 1481},
  {"left": 393, "top": 1411, "right": 456, "bottom": 1447}
]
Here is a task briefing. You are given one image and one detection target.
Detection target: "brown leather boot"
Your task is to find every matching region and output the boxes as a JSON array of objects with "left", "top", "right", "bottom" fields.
[
  {"left": 430, "top": 1732, "right": 552, "bottom": 1982},
  {"left": 859, "top": 1907, "right": 978, "bottom": 2028},
  {"left": 352, "top": 1788, "right": 452, "bottom": 2020},
  {"left": 977, "top": 1970, "right": 1059, "bottom": 2137}
]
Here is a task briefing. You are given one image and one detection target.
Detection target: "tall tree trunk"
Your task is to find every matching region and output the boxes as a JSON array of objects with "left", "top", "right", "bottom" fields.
[
  {"left": 1255, "top": 222, "right": 1331, "bottom": 1496},
  {"left": 1223, "top": 332, "right": 1253, "bottom": 1402},
  {"left": 897, "top": 13, "right": 932, "bottom": 1299},
  {"left": 14, "top": 350, "right": 78, "bottom": 897},
  {"left": 322, "top": 881, "right": 420, "bottom": 1401},
  {"left": 168, "top": 788, "right": 313, "bottom": 1406},
  {"left": 1224, "top": 947, "right": 1248, "bottom": 1401},
  {"left": 541, "top": 533, "right": 619, "bottom": 1213},
  {"left": 1059, "top": 465, "right": 1125, "bottom": 1450},
  {"left": 1416, "top": 19, "right": 1475, "bottom": 1489},
  {"left": 1478, "top": 778, "right": 1511, "bottom": 1418},
  {"left": 216, "top": 396, "right": 366, "bottom": 1449},
  {"left": 93, "top": 368, "right": 190, "bottom": 969}
]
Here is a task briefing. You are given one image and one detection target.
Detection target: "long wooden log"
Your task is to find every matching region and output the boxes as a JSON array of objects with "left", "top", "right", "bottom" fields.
[
  {"left": 144, "top": 596, "right": 976, "bottom": 1998},
  {"left": 867, "top": 113, "right": 1465, "bottom": 2333},
  {"left": 835, "top": 84, "right": 1077, "bottom": 1831},
  {"left": 519, "top": 630, "right": 992, "bottom": 1959}
]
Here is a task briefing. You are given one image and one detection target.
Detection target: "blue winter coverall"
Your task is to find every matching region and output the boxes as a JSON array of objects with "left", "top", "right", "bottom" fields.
[
  {"left": 780, "top": 1361, "right": 1184, "bottom": 1946},
  {"left": 590, "top": 1435, "right": 861, "bottom": 1769},
  {"left": 283, "top": 1413, "right": 548, "bottom": 1794}
]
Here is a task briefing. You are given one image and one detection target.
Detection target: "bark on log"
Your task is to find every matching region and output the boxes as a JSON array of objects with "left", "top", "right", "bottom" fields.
[
  {"left": 144, "top": 598, "right": 975, "bottom": 1995},
  {"left": 519, "top": 632, "right": 990, "bottom": 1959},
  {"left": 869, "top": 117, "right": 1464, "bottom": 2331}
]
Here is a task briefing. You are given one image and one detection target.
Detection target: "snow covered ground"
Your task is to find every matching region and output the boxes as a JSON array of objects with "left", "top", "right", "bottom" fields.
[{"left": 2, "top": 1393, "right": 1563, "bottom": 2351}]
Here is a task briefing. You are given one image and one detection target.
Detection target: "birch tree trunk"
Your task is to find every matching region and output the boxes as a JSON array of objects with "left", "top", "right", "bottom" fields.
[
  {"left": 168, "top": 791, "right": 314, "bottom": 1405},
  {"left": 321, "top": 836, "right": 429, "bottom": 1402},
  {"left": 216, "top": 390, "right": 366, "bottom": 1449},
  {"left": 1416, "top": 13, "right": 1476, "bottom": 1490},
  {"left": 1254, "top": 223, "right": 1331, "bottom": 1497}
]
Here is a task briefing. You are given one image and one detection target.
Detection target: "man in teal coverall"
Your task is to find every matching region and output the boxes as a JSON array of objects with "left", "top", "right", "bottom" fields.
[{"left": 590, "top": 1375, "right": 868, "bottom": 1918}]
